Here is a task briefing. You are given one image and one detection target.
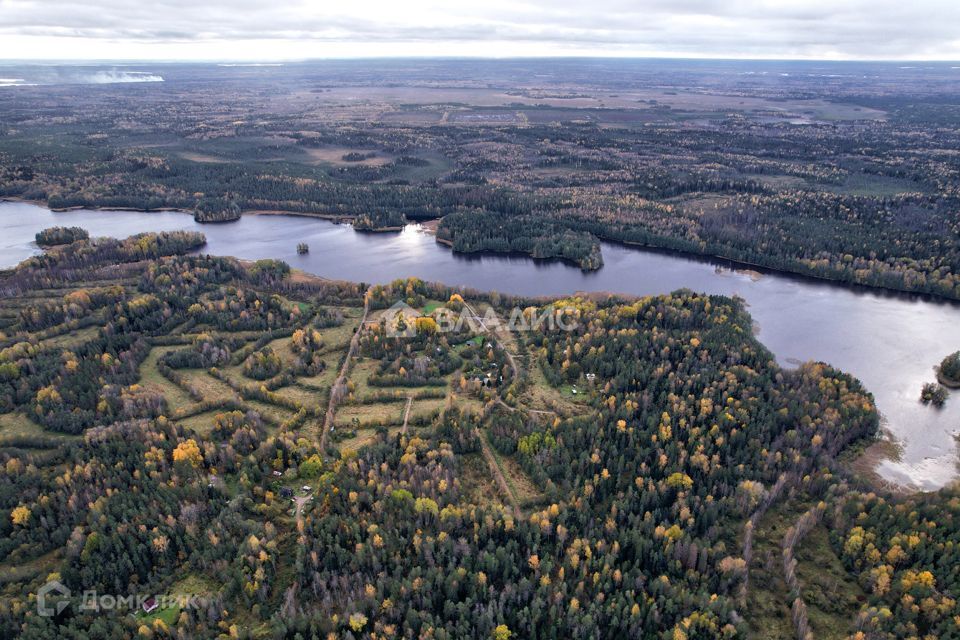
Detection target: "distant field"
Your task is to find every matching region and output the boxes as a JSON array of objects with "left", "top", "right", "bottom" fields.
[{"left": 306, "top": 147, "right": 392, "bottom": 166}]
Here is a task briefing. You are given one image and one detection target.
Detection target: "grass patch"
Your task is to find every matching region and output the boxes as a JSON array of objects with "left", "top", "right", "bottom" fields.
[
  {"left": 458, "top": 453, "right": 506, "bottom": 510},
  {"left": 265, "top": 336, "right": 298, "bottom": 367},
  {"left": 794, "top": 525, "right": 866, "bottom": 638},
  {"left": 494, "top": 452, "right": 542, "bottom": 505},
  {"left": 38, "top": 325, "right": 100, "bottom": 350},
  {"left": 0, "top": 549, "right": 61, "bottom": 586},
  {"left": 272, "top": 384, "right": 325, "bottom": 410},
  {"left": 317, "top": 322, "right": 358, "bottom": 354},
  {"left": 0, "top": 412, "right": 78, "bottom": 444},
  {"left": 139, "top": 346, "right": 194, "bottom": 407},
  {"left": 294, "top": 355, "right": 341, "bottom": 390},
  {"left": 335, "top": 426, "right": 402, "bottom": 452},
  {"left": 169, "top": 573, "right": 219, "bottom": 597},
  {"left": 336, "top": 402, "right": 405, "bottom": 427},
  {"left": 408, "top": 397, "right": 448, "bottom": 421},
  {"left": 744, "top": 496, "right": 862, "bottom": 640},
  {"left": 421, "top": 299, "right": 444, "bottom": 314},
  {"left": 243, "top": 399, "right": 296, "bottom": 424},
  {"left": 745, "top": 498, "right": 807, "bottom": 640},
  {"left": 179, "top": 371, "right": 238, "bottom": 403},
  {"left": 827, "top": 172, "right": 930, "bottom": 197},
  {"left": 523, "top": 357, "right": 589, "bottom": 414},
  {"left": 138, "top": 604, "right": 180, "bottom": 626},
  {"left": 174, "top": 410, "right": 223, "bottom": 437}
]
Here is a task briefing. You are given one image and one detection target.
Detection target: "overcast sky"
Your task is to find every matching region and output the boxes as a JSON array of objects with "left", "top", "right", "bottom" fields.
[{"left": 1, "top": 0, "right": 958, "bottom": 61}]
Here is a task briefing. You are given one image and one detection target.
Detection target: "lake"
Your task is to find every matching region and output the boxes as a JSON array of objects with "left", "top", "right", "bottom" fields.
[{"left": 2, "top": 200, "right": 958, "bottom": 490}]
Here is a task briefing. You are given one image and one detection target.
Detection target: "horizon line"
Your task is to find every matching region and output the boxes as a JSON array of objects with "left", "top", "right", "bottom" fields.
[{"left": 2, "top": 54, "right": 960, "bottom": 64}]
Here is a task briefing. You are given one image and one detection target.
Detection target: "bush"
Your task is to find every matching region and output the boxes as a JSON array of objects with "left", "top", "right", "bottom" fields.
[
  {"left": 243, "top": 347, "right": 283, "bottom": 380},
  {"left": 920, "top": 382, "right": 948, "bottom": 407}
]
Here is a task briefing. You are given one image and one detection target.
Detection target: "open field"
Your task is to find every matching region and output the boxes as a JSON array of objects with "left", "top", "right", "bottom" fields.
[
  {"left": 0, "top": 411, "right": 79, "bottom": 444},
  {"left": 140, "top": 346, "right": 195, "bottom": 407}
]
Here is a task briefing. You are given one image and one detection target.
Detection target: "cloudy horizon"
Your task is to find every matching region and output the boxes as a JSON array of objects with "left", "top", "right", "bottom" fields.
[{"left": 1, "top": 0, "right": 959, "bottom": 61}]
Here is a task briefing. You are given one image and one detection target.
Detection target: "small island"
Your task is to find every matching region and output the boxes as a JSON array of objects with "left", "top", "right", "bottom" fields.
[
  {"left": 921, "top": 382, "right": 948, "bottom": 407},
  {"left": 297, "top": 242, "right": 310, "bottom": 254},
  {"left": 937, "top": 351, "right": 960, "bottom": 388},
  {"left": 35, "top": 226, "right": 89, "bottom": 247}
]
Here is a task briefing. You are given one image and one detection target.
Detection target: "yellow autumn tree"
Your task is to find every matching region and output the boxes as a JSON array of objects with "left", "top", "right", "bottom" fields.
[
  {"left": 11, "top": 505, "right": 30, "bottom": 526},
  {"left": 173, "top": 439, "right": 202, "bottom": 467}
]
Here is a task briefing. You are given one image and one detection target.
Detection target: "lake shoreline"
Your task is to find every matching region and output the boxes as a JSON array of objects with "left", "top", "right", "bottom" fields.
[
  {"left": 1, "top": 199, "right": 958, "bottom": 490},
  {"left": 6, "top": 197, "right": 958, "bottom": 305}
]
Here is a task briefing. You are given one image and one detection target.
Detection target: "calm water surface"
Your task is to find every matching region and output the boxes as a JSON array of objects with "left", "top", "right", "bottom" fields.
[{"left": 2, "top": 201, "right": 958, "bottom": 490}]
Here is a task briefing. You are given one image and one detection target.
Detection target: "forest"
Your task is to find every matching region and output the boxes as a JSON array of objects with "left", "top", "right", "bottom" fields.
[
  {"left": 0, "top": 226, "right": 955, "bottom": 639},
  {"left": 1, "top": 59, "right": 959, "bottom": 298}
]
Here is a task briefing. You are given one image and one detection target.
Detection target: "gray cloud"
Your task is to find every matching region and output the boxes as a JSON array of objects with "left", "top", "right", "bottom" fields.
[{"left": 0, "top": 0, "right": 958, "bottom": 59}]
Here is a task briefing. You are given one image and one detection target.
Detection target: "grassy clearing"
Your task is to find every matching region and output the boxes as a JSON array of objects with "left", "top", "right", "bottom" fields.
[
  {"left": 408, "top": 397, "right": 448, "bottom": 421},
  {"left": 38, "top": 325, "right": 100, "bottom": 350},
  {"left": 745, "top": 499, "right": 806, "bottom": 640},
  {"left": 523, "top": 358, "right": 588, "bottom": 414},
  {"left": 494, "top": 452, "right": 543, "bottom": 505},
  {"left": 317, "top": 322, "right": 358, "bottom": 353},
  {"left": 345, "top": 358, "right": 380, "bottom": 397},
  {"left": 827, "top": 172, "right": 930, "bottom": 197},
  {"left": 458, "top": 453, "right": 506, "bottom": 510},
  {"left": 137, "top": 605, "right": 180, "bottom": 626},
  {"left": 243, "top": 399, "right": 296, "bottom": 424},
  {"left": 0, "top": 412, "right": 78, "bottom": 443},
  {"left": 794, "top": 525, "right": 866, "bottom": 638},
  {"left": 421, "top": 299, "right": 445, "bottom": 314},
  {"left": 335, "top": 426, "right": 402, "bottom": 452},
  {"left": 296, "top": 359, "right": 340, "bottom": 390},
  {"left": 272, "top": 384, "right": 324, "bottom": 409},
  {"left": 140, "top": 346, "right": 194, "bottom": 407},
  {"left": 480, "top": 431, "right": 540, "bottom": 509},
  {"left": 179, "top": 371, "right": 238, "bottom": 403},
  {"left": 175, "top": 410, "right": 223, "bottom": 437},
  {"left": 0, "top": 549, "right": 62, "bottom": 586},
  {"left": 265, "top": 336, "right": 298, "bottom": 367},
  {"left": 298, "top": 417, "right": 325, "bottom": 440},
  {"left": 214, "top": 364, "right": 248, "bottom": 388},
  {"left": 169, "top": 573, "right": 219, "bottom": 597},
  {"left": 745, "top": 496, "right": 862, "bottom": 640},
  {"left": 336, "top": 402, "right": 405, "bottom": 427}
]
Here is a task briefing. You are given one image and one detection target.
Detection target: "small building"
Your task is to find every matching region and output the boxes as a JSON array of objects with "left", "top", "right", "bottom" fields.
[
  {"left": 142, "top": 598, "right": 158, "bottom": 614},
  {"left": 272, "top": 470, "right": 282, "bottom": 477},
  {"left": 301, "top": 485, "right": 311, "bottom": 492},
  {"left": 280, "top": 487, "right": 293, "bottom": 498},
  {"left": 585, "top": 373, "right": 597, "bottom": 382}
]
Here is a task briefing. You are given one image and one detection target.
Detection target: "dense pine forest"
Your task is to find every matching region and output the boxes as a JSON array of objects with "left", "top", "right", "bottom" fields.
[{"left": 0, "top": 228, "right": 956, "bottom": 638}]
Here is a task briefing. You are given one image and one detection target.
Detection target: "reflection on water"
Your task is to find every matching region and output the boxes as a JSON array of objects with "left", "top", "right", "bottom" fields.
[{"left": 2, "top": 201, "right": 959, "bottom": 490}]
